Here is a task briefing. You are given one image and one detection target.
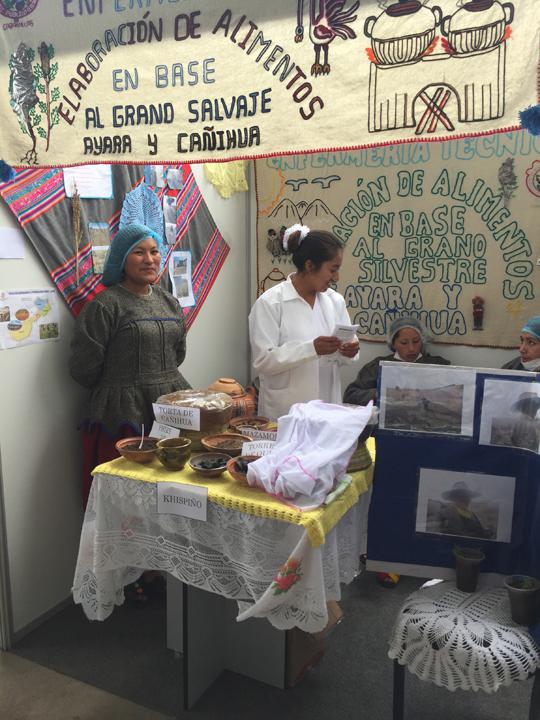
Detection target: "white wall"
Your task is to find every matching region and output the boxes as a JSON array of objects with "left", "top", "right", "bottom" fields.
[
  {"left": 0, "top": 167, "right": 250, "bottom": 634},
  {"left": 0, "top": 208, "right": 86, "bottom": 634}
]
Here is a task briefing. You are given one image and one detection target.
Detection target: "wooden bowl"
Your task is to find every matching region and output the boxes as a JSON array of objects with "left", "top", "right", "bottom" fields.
[
  {"left": 189, "top": 452, "right": 230, "bottom": 478},
  {"left": 201, "top": 433, "right": 252, "bottom": 457},
  {"left": 156, "top": 437, "right": 191, "bottom": 470},
  {"left": 229, "top": 415, "right": 270, "bottom": 432},
  {"left": 226, "top": 455, "right": 259, "bottom": 485},
  {"left": 115, "top": 437, "right": 158, "bottom": 464}
]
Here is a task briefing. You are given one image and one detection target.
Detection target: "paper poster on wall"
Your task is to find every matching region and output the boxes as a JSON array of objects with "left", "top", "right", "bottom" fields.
[
  {"left": 63, "top": 166, "right": 113, "bottom": 199},
  {"left": 163, "top": 195, "right": 176, "bottom": 225},
  {"left": 169, "top": 251, "right": 195, "bottom": 308},
  {"left": 0, "top": 226, "right": 24, "bottom": 259},
  {"left": 378, "top": 362, "right": 476, "bottom": 436},
  {"left": 88, "top": 222, "right": 110, "bottom": 275},
  {"left": 0, "top": 289, "right": 59, "bottom": 349},
  {"left": 415, "top": 468, "right": 515, "bottom": 543},
  {"left": 479, "top": 378, "right": 540, "bottom": 453}
]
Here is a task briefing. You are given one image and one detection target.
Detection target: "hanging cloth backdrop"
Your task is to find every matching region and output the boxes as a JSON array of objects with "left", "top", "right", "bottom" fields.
[
  {"left": 0, "top": 0, "right": 538, "bottom": 168},
  {"left": 255, "top": 130, "right": 540, "bottom": 348},
  {"left": 0, "top": 165, "right": 229, "bottom": 325}
]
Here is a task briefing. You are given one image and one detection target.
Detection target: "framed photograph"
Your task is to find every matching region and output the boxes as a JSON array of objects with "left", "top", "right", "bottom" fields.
[
  {"left": 479, "top": 378, "right": 540, "bottom": 453},
  {"left": 379, "top": 363, "right": 477, "bottom": 436},
  {"left": 416, "top": 468, "right": 515, "bottom": 543}
]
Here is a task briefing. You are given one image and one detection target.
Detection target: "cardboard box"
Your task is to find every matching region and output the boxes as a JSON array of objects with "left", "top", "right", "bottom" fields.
[{"left": 285, "top": 601, "right": 344, "bottom": 687}]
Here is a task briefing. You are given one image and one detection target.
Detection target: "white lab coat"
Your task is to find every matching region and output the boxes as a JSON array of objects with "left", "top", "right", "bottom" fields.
[{"left": 248, "top": 276, "right": 357, "bottom": 420}]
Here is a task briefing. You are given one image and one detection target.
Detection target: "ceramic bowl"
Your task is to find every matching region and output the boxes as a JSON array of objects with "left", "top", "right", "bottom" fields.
[
  {"left": 156, "top": 437, "right": 192, "bottom": 470},
  {"left": 189, "top": 452, "right": 230, "bottom": 478},
  {"left": 226, "top": 455, "right": 259, "bottom": 485},
  {"left": 229, "top": 415, "right": 270, "bottom": 432},
  {"left": 115, "top": 437, "right": 158, "bottom": 464},
  {"left": 201, "top": 433, "right": 252, "bottom": 457}
]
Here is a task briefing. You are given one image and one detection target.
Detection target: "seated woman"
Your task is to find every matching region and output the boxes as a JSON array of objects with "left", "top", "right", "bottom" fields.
[
  {"left": 343, "top": 316, "right": 450, "bottom": 406},
  {"left": 344, "top": 316, "right": 450, "bottom": 589},
  {"left": 502, "top": 315, "right": 540, "bottom": 372}
]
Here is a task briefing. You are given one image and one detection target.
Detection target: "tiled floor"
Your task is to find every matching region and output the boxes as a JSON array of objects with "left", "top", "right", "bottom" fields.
[{"left": 0, "top": 652, "right": 174, "bottom": 720}]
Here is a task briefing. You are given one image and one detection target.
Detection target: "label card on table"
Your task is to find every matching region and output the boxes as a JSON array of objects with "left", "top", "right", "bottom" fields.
[
  {"left": 242, "top": 440, "right": 275, "bottom": 457},
  {"left": 152, "top": 403, "right": 201, "bottom": 431},
  {"left": 240, "top": 429, "right": 277, "bottom": 441},
  {"left": 150, "top": 421, "right": 181, "bottom": 440},
  {"left": 157, "top": 482, "right": 208, "bottom": 521}
]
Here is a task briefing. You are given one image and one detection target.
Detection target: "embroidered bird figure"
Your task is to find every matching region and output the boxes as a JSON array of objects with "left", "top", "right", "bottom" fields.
[
  {"left": 312, "top": 175, "right": 341, "bottom": 189},
  {"left": 295, "top": 0, "right": 360, "bottom": 76}
]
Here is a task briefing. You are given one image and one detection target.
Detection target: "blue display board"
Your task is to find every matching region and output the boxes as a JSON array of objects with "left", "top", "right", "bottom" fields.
[{"left": 367, "top": 364, "right": 540, "bottom": 579}]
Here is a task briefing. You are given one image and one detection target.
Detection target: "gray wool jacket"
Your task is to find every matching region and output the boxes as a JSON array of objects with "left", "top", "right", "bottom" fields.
[{"left": 69, "top": 285, "right": 190, "bottom": 434}]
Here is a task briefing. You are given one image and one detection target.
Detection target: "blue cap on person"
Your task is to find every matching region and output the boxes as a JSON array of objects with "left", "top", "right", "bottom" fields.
[
  {"left": 521, "top": 316, "right": 540, "bottom": 341},
  {"left": 102, "top": 223, "right": 161, "bottom": 287}
]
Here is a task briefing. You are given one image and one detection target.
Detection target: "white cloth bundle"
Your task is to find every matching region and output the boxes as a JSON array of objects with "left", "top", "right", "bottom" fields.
[{"left": 246, "top": 399, "right": 373, "bottom": 510}]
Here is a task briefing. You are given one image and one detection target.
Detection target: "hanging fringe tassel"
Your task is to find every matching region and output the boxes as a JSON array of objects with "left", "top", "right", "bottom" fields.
[
  {"left": 0, "top": 160, "right": 16, "bottom": 183},
  {"left": 519, "top": 104, "right": 540, "bottom": 136}
]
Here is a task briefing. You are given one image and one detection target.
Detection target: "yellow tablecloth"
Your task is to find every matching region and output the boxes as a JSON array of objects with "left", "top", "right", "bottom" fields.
[{"left": 92, "top": 438, "right": 374, "bottom": 548}]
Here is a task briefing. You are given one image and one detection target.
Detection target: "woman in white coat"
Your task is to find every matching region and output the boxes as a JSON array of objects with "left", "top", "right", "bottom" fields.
[{"left": 249, "top": 224, "right": 358, "bottom": 420}]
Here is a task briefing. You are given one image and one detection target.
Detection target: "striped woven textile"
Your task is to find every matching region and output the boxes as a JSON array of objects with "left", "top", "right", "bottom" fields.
[{"left": 0, "top": 165, "right": 229, "bottom": 325}]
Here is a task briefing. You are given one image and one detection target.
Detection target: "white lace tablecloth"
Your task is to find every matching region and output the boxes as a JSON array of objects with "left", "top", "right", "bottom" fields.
[
  {"left": 72, "top": 473, "right": 369, "bottom": 632},
  {"left": 388, "top": 581, "right": 540, "bottom": 693}
]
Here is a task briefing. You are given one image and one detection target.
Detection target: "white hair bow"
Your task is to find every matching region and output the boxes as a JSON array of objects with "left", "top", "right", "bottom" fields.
[{"left": 283, "top": 223, "right": 310, "bottom": 252}]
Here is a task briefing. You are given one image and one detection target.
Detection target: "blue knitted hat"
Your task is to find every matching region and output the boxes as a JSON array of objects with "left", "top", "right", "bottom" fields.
[
  {"left": 387, "top": 316, "right": 428, "bottom": 350},
  {"left": 521, "top": 316, "right": 540, "bottom": 341},
  {"left": 102, "top": 224, "right": 161, "bottom": 287}
]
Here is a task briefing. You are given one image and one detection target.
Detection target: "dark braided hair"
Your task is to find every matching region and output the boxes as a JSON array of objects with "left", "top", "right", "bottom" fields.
[{"left": 286, "top": 228, "right": 343, "bottom": 272}]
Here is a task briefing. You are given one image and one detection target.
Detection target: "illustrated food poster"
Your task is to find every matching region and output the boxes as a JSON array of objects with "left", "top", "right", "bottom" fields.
[
  {"left": 367, "top": 362, "right": 540, "bottom": 579},
  {"left": 0, "top": 1, "right": 538, "bottom": 167},
  {"left": 255, "top": 130, "right": 540, "bottom": 348},
  {"left": 0, "top": 289, "right": 59, "bottom": 349}
]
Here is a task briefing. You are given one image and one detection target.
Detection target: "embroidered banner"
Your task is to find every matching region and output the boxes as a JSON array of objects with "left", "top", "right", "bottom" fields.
[
  {"left": 255, "top": 131, "right": 540, "bottom": 348},
  {"left": 0, "top": 164, "right": 229, "bottom": 325},
  {"left": 0, "top": 1, "right": 538, "bottom": 168}
]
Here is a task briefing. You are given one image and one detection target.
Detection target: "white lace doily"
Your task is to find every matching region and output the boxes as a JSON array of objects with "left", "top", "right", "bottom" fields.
[
  {"left": 72, "top": 474, "right": 369, "bottom": 632},
  {"left": 388, "top": 582, "right": 540, "bottom": 693}
]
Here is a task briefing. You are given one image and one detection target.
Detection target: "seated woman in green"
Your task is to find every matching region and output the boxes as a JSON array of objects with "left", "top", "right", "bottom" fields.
[{"left": 343, "top": 316, "right": 450, "bottom": 406}]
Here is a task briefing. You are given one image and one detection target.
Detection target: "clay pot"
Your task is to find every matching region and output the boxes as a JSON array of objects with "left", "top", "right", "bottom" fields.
[
  {"left": 115, "top": 437, "right": 158, "bottom": 464},
  {"left": 189, "top": 452, "right": 229, "bottom": 478},
  {"left": 504, "top": 575, "right": 540, "bottom": 625},
  {"left": 156, "top": 437, "right": 191, "bottom": 470},
  {"left": 226, "top": 455, "right": 259, "bottom": 486},
  {"left": 229, "top": 415, "right": 271, "bottom": 432},
  {"left": 201, "top": 433, "right": 252, "bottom": 457},
  {"left": 364, "top": 0, "right": 442, "bottom": 66},
  {"left": 207, "top": 377, "right": 257, "bottom": 419},
  {"left": 441, "top": 0, "right": 514, "bottom": 55},
  {"left": 453, "top": 546, "right": 485, "bottom": 592}
]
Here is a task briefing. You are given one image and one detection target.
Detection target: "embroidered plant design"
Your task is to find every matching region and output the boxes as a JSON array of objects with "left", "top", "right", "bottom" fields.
[
  {"left": 272, "top": 557, "right": 302, "bottom": 594},
  {"left": 9, "top": 40, "right": 60, "bottom": 164}
]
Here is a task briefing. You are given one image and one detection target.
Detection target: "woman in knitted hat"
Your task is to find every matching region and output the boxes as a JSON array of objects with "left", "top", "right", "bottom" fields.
[
  {"left": 249, "top": 224, "right": 358, "bottom": 420},
  {"left": 69, "top": 223, "right": 190, "bottom": 507},
  {"left": 502, "top": 315, "right": 540, "bottom": 372},
  {"left": 343, "top": 316, "right": 450, "bottom": 406}
]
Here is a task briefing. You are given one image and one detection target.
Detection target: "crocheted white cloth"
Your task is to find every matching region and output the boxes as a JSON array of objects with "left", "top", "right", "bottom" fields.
[{"left": 388, "top": 582, "right": 540, "bottom": 693}]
